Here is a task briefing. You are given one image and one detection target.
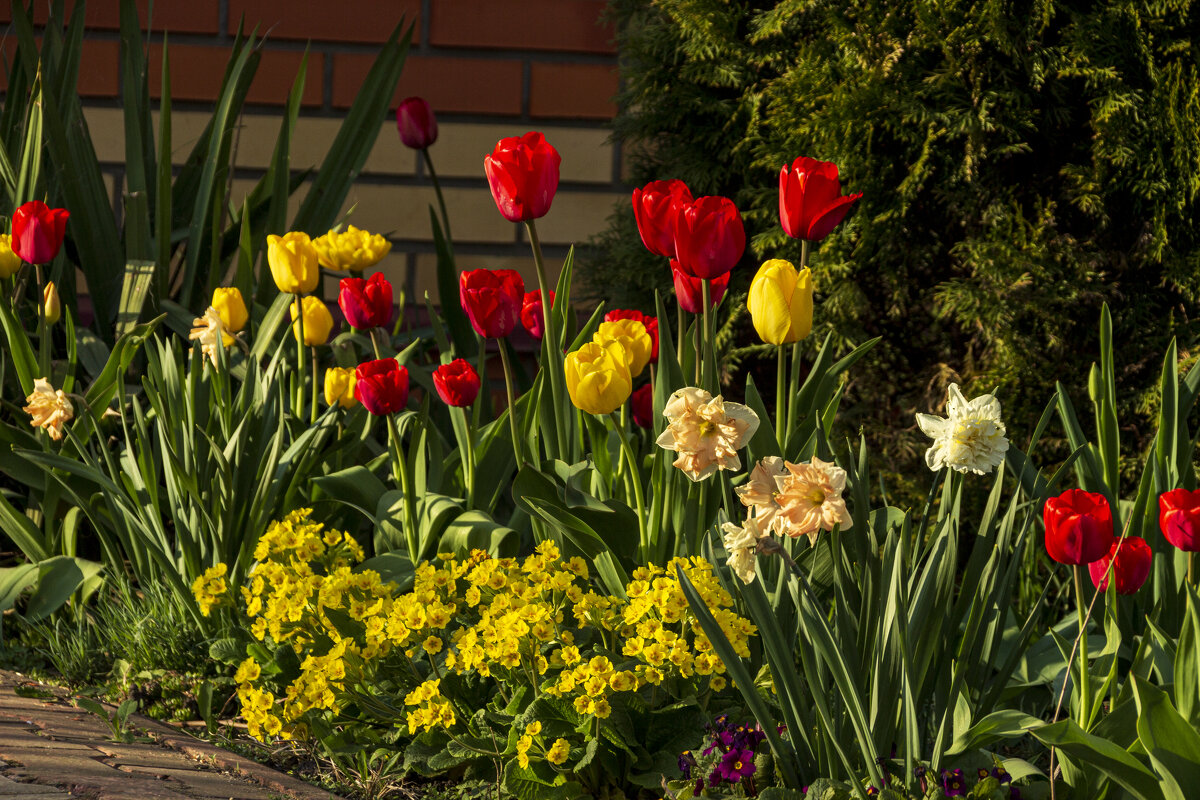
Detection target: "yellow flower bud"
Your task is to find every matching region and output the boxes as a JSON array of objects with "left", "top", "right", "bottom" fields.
[
  {"left": 324, "top": 367, "right": 358, "bottom": 408},
  {"left": 312, "top": 225, "right": 392, "bottom": 272},
  {"left": 747, "top": 259, "right": 813, "bottom": 345},
  {"left": 290, "top": 296, "right": 334, "bottom": 345},
  {"left": 212, "top": 287, "right": 248, "bottom": 333},
  {"left": 564, "top": 341, "right": 632, "bottom": 416},
  {"left": 43, "top": 281, "right": 61, "bottom": 325},
  {"left": 0, "top": 235, "right": 21, "bottom": 278},
  {"left": 594, "top": 319, "right": 652, "bottom": 378},
  {"left": 267, "top": 232, "right": 320, "bottom": 294}
]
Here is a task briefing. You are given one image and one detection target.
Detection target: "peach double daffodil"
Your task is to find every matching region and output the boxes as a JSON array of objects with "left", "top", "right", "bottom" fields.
[
  {"left": 735, "top": 455, "right": 853, "bottom": 546},
  {"left": 655, "top": 388, "right": 759, "bottom": 482},
  {"left": 189, "top": 307, "right": 229, "bottom": 365},
  {"left": 565, "top": 341, "right": 632, "bottom": 416}
]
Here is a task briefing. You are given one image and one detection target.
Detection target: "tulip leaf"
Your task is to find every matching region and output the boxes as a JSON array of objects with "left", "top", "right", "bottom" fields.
[
  {"left": 430, "top": 208, "right": 474, "bottom": 358},
  {"left": 1131, "top": 674, "right": 1200, "bottom": 800},
  {"left": 0, "top": 293, "right": 38, "bottom": 395},
  {"left": 1031, "top": 718, "right": 1164, "bottom": 800}
]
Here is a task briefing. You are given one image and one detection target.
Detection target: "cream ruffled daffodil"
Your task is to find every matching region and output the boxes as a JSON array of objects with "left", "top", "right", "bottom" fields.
[
  {"left": 23, "top": 378, "right": 74, "bottom": 441},
  {"left": 189, "top": 306, "right": 230, "bottom": 365},
  {"left": 915, "top": 383, "right": 1008, "bottom": 475},
  {"left": 656, "top": 387, "right": 760, "bottom": 481}
]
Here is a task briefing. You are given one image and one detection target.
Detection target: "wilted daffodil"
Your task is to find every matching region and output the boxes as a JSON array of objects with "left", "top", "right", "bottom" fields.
[
  {"left": 290, "top": 296, "right": 334, "bottom": 346},
  {"left": 267, "top": 232, "right": 320, "bottom": 294},
  {"left": 656, "top": 387, "right": 759, "bottom": 481},
  {"left": 593, "top": 319, "right": 652, "bottom": 378},
  {"left": 0, "top": 234, "right": 21, "bottom": 278},
  {"left": 565, "top": 341, "right": 632, "bottom": 416},
  {"left": 915, "top": 383, "right": 1008, "bottom": 475},
  {"left": 189, "top": 306, "right": 230, "bottom": 365},
  {"left": 23, "top": 377, "right": 74, "bottom": 441},
  {"left": 313, "top": 225, "right": 392, "bottom": 272},
  {"left": 212, "top": 287, "right": 248, "bottom": 333},
  {"left": 324, "top": 367, "right": 358, "bottom": 409},
  {"left": 747, "top": 259, "right": 812, "bottom": 345},
  {"left": 721, "top": 516, "right": 770, "bottom": 584}
]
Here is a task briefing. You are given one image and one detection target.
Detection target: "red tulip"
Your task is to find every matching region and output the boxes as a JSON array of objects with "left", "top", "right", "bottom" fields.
[
  {"left": 605, "top": 309, "right": 658, "bottom": 364},
  {"left": 460, "top": 269, "right": 524, "bottom": 339},
  {"left": 355, "top": 358, "right": 409, "bottom": 415},
  {"left": 631, "top": 383, "right": 653, "bottom": 429},
  {"left": 396, "top": 97, "right": 437, "bottom": 150},
  {"left": 433, "top": 359, "right": 481, "bottom": 408},
  {"left": 779, "top": 157, "right": 862, "bottom": 242},
  {"left": 632, "top": 179, "right": 693, "bottom": 259},
  {"left": 673, "top": 196, "right": 745, "bottom": 280},
  {"left": 1160, "top": 488, "right": 1200, "bottom": 552},
  {"left": 671, "top": 258, "right": 729, "bottom": 314},
  {"left": 484, "top": 132, "right": 561, "bottom": 222},
  {"left": 1089, "top": 536, "right": 1152, "bottom": 595},
  {"left": 12, "top": 201, "right": 69, "bottom": 265},
  {"left": 1044, "top": 489, "right": 1114, "bottom": 565},
  {"left": 521, "top": 290, "right": 554, "bottom": 339},
  {"left": 339, "top": 273, "right": 393, "bottom": 330}
]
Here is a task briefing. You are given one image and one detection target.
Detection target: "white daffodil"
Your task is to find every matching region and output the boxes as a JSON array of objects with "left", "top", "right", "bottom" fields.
[{"left": 915, "top": 383, "right": 1008, "bottom": 475}]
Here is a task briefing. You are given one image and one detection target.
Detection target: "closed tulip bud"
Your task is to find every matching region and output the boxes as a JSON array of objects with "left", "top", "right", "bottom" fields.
[
  {"left": 0, "top": 234, "right": 21, "bottom": 278},
  {"left": 396, "top": 97, "right": 438, "bottom": 150},
  {"left": 484, "top": 132, "right": 561, "bottom": 223},
  {"left": 212, "top": 287, "right": 248, "bottom": 333},
  {"left": 12, "top": 200, "right": 70, "bottom": 265},
  {"left": 631, "top": 383, "right": 653, "bottom": 429},
  {"left": 339, "top": 272, "right": 393, "bottom": 330},
  {"left": 42, "top": 281, "right": 61, "bottom": 325},
  {"left": 672, "top": 259, "right": 729, "bottom": 314},
  {"left": 632, "top": 179, "right": 693, "bottom": 259},
  {"left": 460, "top": 268, "right": 524, "bottom": 339},
  {"left": 565, "top": 341, "right": 632, "bottom": 416},
  {"left": 1089, "top": 536, "right": 1152, "bottom": 595},
  {"left": 594, "top": 319, "right": 652, "bottom": 378},
  {"left": 268, "top": 232, "right": 320, "bottom": 294},
  {"left": 779, "top": 157, "right": 862, "bottom": 241},
  {"left": 520, "top": 290, "right": 554, "bottom": 339},
  {"left": 312, "top": 225, "right": 392, "bottom": 273},
  {"left": 1159, "top": 488, "right": 1200, "bottom": 552},
  {"left": 748, "top": 259, "right": 813, "bottom": 345},
  {"left": 433, "top": 359, "right": 482, "bottom": 408},
  {"left": 355, "top": 358, "right": 409, "bottom": 415},
  {"left": 673, "top": 195, "right": 745, "bottom": 280},
  {"left": 605, "top": 309, "right": 659, "bottom": 364},
  {"left": 290, "top": 296, "right": 334, "bottom": 346},
  {"left": 1043, "top": 489, "right": 1114, "bottom": 565},
  {"left": 324, "top": 367, "right": 358, "bottom": 409}
]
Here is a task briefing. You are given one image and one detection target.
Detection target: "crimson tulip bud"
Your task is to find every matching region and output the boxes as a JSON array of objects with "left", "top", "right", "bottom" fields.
[
  {"left": 12, "top": 201, "right": 70, "bottom": 265},
  {"left": 460, "top": 268, "right": 524, "bottom": 339},
  {"left": 605, "top": 309, "right": 659, "bottom": 364},
  {"left": 1160, "top": 488, "right": 1200, "bottom": 552},
  {"left": 433, "top": 358, "right": 482, "bottom": 408},
  {"left": 673, "top": 195, "right": 745, "bottom": 280},
  {"left": 520, "top": 290, "right": 554, "bottom": 339},
  {"left": 355, "top": 358, "right": 409, "bottom": 415},
  {"left": 632, "top": 179, "right": 692, "bottom": 259},
  {"left": 396, "top": 97, "right": 438, "bottom": 150},
  {"left": 671, "top": 258, "right": 729, "bottom": 315},
  {"left": 484, "top": 132, "right": 561, "bottom": 222},
  {"left": 631, "top": 383, "right": 653, "bottom": 429},
  {"left": 339, "top": 272, "right": 393, "bottom": 330},
  {"left": 1088, "top": 536, "right": 1152, "bottom": 595},
  {"left": 1043, "top": 489, "right": 1114, "bottom": 565},
  {"left": 779, "top": 156, "right": 862, "bottom": 242}
]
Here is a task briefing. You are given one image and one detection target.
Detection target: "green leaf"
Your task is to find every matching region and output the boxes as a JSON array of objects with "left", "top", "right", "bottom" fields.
[
  {"left": 947, "top": 709, "right": 1044, "bottom": 755},
  {"left": 1031, "top": 718, "right": 1164, "bottom": 800},
  {"left": 1131, "top": 674, "right": 1200, "bottom": 800},
  {"left": 0, "top": 293, "right": 38, "bottom": 395},
  {"left": 0, "top": 564, "right": 38, "bottom": 615},
  {"left": 23, "top": 557, "right": 100, "bottom": 622},
  {"left": 438, "top": 510, "right": 519, "bottom": 558}
]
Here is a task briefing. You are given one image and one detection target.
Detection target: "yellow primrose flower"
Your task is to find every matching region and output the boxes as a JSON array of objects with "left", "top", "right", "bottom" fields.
[
  {"left": 324, "top": 367, "right": 357, "bottom": 408},
  {"left": 0, "top": 234, "right": 21, "bottom": 278},
  {"left": 290, "top": 296, "right": 334, "bottom": 345},
  {"left": 564, "top": 341, "right": 632, "bottom": 416},
  {"left": 23, "top": 377, "right": 74, "bottom": 441},
  {"left": 747, "top": 259, "right": 813, "bottom": 345},
  {"left": 593, "top": 319, "right": 652, "bottom": 377},
  {"left": 212, "top": 287, "right": 249, "bottom": 333},
  {"left": 546, "top": 738, "right": 570, "bottom": 765},
  {"left": 312, "top": 225, "right": 392, "bottom": 272},
  {"left": 267, "top": 232, "right": 320, "bottom": 294}
]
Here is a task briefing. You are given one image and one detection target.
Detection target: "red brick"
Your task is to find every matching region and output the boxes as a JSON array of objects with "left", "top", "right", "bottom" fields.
[
  {"left": 78, "top": 40, "right": 121, "bottom": 97},
  {"left": 333, "top": 54, "right": 523, "bottom": 115},
  {"left": 430, "top": 0, "right": 615, "bottom": 54},
  {"left": 228, "top": 0, "right": 421, "bottom": 44},
  {"left": 37, "top": 0, "right": 221, "bottom": 34},
  {"left": 147, "top": 44, "right": 323, "bottom": 107},
  {"left": 529, "top": 62, "right": 617, "bottom": 119}
]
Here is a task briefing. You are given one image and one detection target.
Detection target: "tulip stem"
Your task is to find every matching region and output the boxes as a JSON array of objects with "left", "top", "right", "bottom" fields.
[
  {"left": 609, "top": 411, "right": 647, "bottom": 560},
  {"left": 293, "top": 294, "right": 306, "bottom": 416},
  {"left": 386, "top": 413, "right": 420, "bottom": 563},
  {"left": 1190, "top": 553, "right": 1195, "bottom": 586},
  {"left": 423, "top": 149, "right": 452, "bottom": 243},
  {"left": 34, "top": 264, "right": 49, "bottom": 378},
  {"left": 370, "top": 328, "right": 385, "bottom": 360},
  {"left": 1073, "top": 564, "right": 1092, "bottom": 729},
  {"left": 498, "top": 341, "right": 525, "bottom": 466},
  {"left": 310, "top": 349, "right": 319, "bottom": 425},
  {"left": 676, "top": 305, "right": 685, "bottom": 368},
  {"left": 462, "top": 408, "right": 477, "bottom": 508},
  {"left": 701, "top": 280, "right": 712, "bottom": 392},
  {"left": 776, "top": 345, "right": 787, "bottom": 452}
]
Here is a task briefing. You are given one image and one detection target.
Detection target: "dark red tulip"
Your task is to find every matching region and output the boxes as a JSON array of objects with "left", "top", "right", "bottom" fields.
[
  {"left": 12, "top": 201, "right": 69, "bottom": 265},
  {"left": 460, "top": 268, "right": 524, "bottom": 339},
  {"left": 605, "top": 309, "right": 658, "bottom": 364},
  {"left": 779, "top": 157, "right": 862, "bottom": 242},
  {"left": 355, "top": 358, "right": 409, "bottom": 415},
  {"left": 671, "top": 258, "right": 729, "bottom": 315},
  {"left": 632, "top": 179, "right": 693, "bottom": 259},
  {"left": 673, "top": 195, "right": 745, "bottom": 280},
  {"left": 339, "top": 272, "right": 393, "bottom": 330},
  {"left": 433, "top": 359, "right": 481, "bottom": 408},
  {"left": 484, "top": 132, "right": 561, "bottom": 223},
  {"left": 396, "top": 97, "right": 437, "bottom": 150},
  {"left": 521, "top": 290, "right": 554, "bottom": 339},
  {"left": 1089, "top": 536, "right": 1152, "bottom": 595},
  {"left": 1044, "top": 489, "right": 1114, "bottom": 566},
  {"left": 631, "top": 383, "right": 653, "bottom": 429},
  {"left": 1160, "top": 488, "right": 1200, "bottom": 552}
]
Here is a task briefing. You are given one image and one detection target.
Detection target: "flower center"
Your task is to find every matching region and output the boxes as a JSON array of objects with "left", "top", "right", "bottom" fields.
[
  {"left": 807, "top": 488, "right": 826, "bottom": 505},
  {"left": 698, "top": 420, "right": 716, "bottom": 437}
]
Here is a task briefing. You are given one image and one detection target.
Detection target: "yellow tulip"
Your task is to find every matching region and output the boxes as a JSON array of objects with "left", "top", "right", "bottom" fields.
[
  {"left": 212, "top": 287, "right": 248, "bottom": 333},
  {"left": 324, "top": 367, "right": 358, "bottom": 408},
  {"left": 290, "top": 296, "right": 334, "bottom": 345},
  {"left": 565, "top": 341, "right": 632, "bottom": 416},
  {"left": 312, "top": 225, "right": 392, "bottom": 272},
  {"left": 747, "top": 259, "right": 813, "bottom": 345},
  {"left": 43, "top": 281, "right": 61, "bottom": 325},
  {"left": 594, "top": 319, "right": 652, "bottom": 378},
  {"left": 267, "top": 232, "right": 320, "bottom": 294},
  {"left": 0, "top": 235, "right": 21, "bottom": 278}
]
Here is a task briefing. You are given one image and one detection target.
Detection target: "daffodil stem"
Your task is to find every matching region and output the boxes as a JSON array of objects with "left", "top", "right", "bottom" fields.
[
  {"left": 498, "top": 341, "right": 525, "bottom": 466},
  {"left": 293, "top": 294, "right": 306, "bottom": 415},
  {"left": 386, "top": 413, "right": 420, "bottom": 563},
  {"left": 1073, "top": 565, "right": 1092, "bottom": 729},
  {"left": 701, "top": 280, "right": 712, "bottom": 392},
  {"left": 423, "top": 149, "right": 452, "bottom": 243},
  {"left": 776, "top": 345, "right": 787, "bottom": 451},
  {"left": 609, "top": 411, "right": 647, "bottom": 559}
]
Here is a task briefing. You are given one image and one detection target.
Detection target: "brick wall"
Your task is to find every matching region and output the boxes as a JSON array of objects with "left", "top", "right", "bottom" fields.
[{"left": 1, "top": 0, "right": 625, "bottom": 308}]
